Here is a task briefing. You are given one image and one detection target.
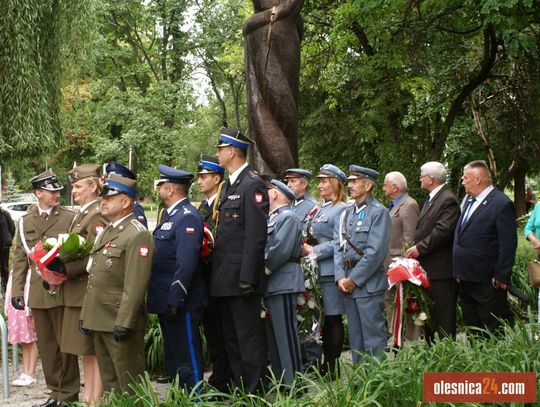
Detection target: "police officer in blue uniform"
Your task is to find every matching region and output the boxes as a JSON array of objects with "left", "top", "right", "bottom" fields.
[
  {"left": 105, "top": 162, "right": 148, "bottom": 229},
  {"left": 265, "top": 180, "right": 304, "bottom": 387},
  {"left": 146, "top": 165, "right": 205, "bottom": 390},
  {"left": 196, "top": 155, "right": 232, "bottom": 391},
  {"left": 212, "top": 127, "right": 269, "bottom": 394},
  {"left": 335, "top": 165, "right": 391, "bottom": 364},
  {"left": 302, "top": 164, "right": 347, "bottom": 376},
  {"left": 284, "top": 168, "right": 318, "bottom": 233}
]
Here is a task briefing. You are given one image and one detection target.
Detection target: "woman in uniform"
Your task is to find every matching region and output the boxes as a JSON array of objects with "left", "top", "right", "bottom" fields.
[{"left": 302, "top": 164, "right": 347, "bottom": 377}]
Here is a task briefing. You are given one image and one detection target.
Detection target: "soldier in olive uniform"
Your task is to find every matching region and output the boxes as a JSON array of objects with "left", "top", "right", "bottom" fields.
[
  {"left": 264, "top": 180, "right": 304, "bottom": 387},
  {"left": 335, "top": 166, "right": 391, "bottom": 364},
  {"left": 284, "top": 168, "right": 318, "bottom": 233},
  {"left": 196, "top": 155, "right": 232, "bottom": 391},
  {"left": 62, "top": 164, "right": 107, "bottom": 404},
  {"left": 80, "top": 175, "right": 154, "bottom": 393},
  {"left": 11, "top": 169, "right": 78, "bottom": 407},
  {"left": 212, "top": 127, "right": 269, "bottom": 394}
]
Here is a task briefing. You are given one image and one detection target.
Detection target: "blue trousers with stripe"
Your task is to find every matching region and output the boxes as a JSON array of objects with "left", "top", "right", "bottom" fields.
[{"left": 158, "top": 309, "right": 204, "bottom": 390}]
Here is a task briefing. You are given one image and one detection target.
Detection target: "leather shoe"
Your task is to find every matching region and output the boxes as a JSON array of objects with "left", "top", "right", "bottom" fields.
[
  {"left": 155, "top": 375, "right": 173, "bottom": 384},
  {"left": 32, "top": 399, "right": 60, "bottom": 407}
]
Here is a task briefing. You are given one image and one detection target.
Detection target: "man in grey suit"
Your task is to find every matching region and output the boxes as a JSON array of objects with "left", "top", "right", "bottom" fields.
[
  {"left": 405, "top": 162, "right": 460, "bottom": 340},
  {"left": 335, "top": 165, "right": 390, "bottom": 364},
  {"left": 264, "top": 180, "right": 304, "bottom": 386},
  {"left": 383, "top": 171, "right": 420, "bottom": 341}
]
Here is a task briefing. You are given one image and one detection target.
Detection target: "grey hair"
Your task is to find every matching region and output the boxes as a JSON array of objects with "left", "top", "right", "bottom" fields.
[
  {"left": 385, "top": 171, "right": 408, "bottom": 192},
  {"left": 420, "top": 161, "right": 447, "bottom": 184}
]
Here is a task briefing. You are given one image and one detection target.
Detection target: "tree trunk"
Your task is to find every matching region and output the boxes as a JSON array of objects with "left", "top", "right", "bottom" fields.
[{"left": 513, "top": 164, "right": 527, "bottom": 217}]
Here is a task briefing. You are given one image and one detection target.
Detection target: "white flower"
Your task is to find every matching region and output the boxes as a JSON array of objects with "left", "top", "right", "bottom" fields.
[
  {"left": 260, "top": 310, "right": 266, "bottom": 319},
  {"left": 297, "top": 294, "right": 306, "bottom": 306},
  {"left": 57, "top": 234, "right": 70, "bottom": 245},
  {"left": 304, "top": 279, "right": 312, "bottom": 289},
  {"left": 78, "top": 235, "right": 86, "bottom": 244},
  {"left": 413, "top": 319, "right": 425, "bottom": 326},
  {"left": 45, "top": 237, "right": 58, "bottom": 247},
  {"left": 418, "top": 312, "right": 427, "bottom": 321},
  {"left": 296, "top": 314, "right": 305, "bottom": 322},
  {"left": 307, "top": 298, "right": 316, "bottom": 309}
]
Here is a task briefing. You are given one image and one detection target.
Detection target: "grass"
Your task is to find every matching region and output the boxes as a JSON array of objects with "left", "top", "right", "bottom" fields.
[{"left": 89, "top": 319, "right": 539, "bottom": 407}]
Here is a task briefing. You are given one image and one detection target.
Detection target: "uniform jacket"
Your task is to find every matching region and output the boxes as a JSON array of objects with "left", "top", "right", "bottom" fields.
[
  {"left": 211, "top": 166, "right": 269, "bottom": 297},
  {"left": 264, "top": 205, "right": 304, "bottom": 296},
  {"left": 387, "top": 194, "right": 419, "bottom": 259},
  {"left": 12, "top": 205, "right": 75, "bottom": 309},
  {"left": 147, "top": 198, "right": 205, "bottom": 312},
  {"left": 64, "top": 200, "right": 107, "bottom": 307},
  {"left": 309, "top": 201, "right": 346, "bottom": 278},
  {"left": 414, "top": 185, "right": 460, "bottom": 280},
  {"left": 81, "top": 215, "right": 154, "bottom": 332},
  {"left": 334, "top": 196, "right": 391, "bottom": 298},
  {"left": 291, "top": 193, "right": 318, "bottom": 233},
  {"left": 453, "top": 188, "right": 517, "bottom": 284}
]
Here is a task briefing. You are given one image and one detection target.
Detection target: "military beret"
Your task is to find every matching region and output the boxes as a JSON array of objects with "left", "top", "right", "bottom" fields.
[
  {"left": 100, "top": 174, "right": 137, "bottom": 199},
  {"left": 197, "top": 155, "right": 224, "bottom": 175},
  {"left": 68, "top": 164, "right": 101, "bottom": 183},
  {"left": 270, "top": 179, "right": 296, "bottom": 202},
  {"left": 105, "top": 162, "right": 136, "bottom": 180},
  {"left": 155, "top": 164, "right": 194, "bottom": 186},
  {"left": 284, "top": 168, "right": 313, "bottom": 180},
  {"left": 316, "top": 164, "right": 347, "bottom": 184},
  {"left": 215, "top": 127, "right": 253, "bottom": 150},
  {"left": 348, "top": 165, "right": 380, "bottom": 182},
  {"left": 30, "top": 169, "right": 63, "bottom": 191}
]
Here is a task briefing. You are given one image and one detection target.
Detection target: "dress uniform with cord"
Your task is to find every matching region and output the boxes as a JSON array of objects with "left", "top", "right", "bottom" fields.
[
  {"left": 147, "top": 165, "right": 205, "bottom": 390},
  {"left": 284, "top": 168, "right": 318, "bottom": 233},
  {"left": 11, "top": 169, "right": 78, "bottom": 407},
  {"left": 211, "top": 127, "right": 269, "bottom": 394},
  {"left": 80, "top": 175, "right": 154, "bottom": 393}
]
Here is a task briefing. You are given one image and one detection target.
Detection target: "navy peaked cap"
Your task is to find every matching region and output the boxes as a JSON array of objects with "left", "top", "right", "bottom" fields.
[
  {"left": 197, "top": 155, "right": 224, "bottom": 175},
  {"left": 270, "top": 179, "right": 296, "bottom": 202},
  {"left": 105, "top": 162, "right": 136, "bottom": 180},
  {"left": 316, "top": 164, "right": 347, "bottom": 183},
  {"left": 156, "top": 164, "right": 194, "bottom": 185},
  {"left": 348, "top": 165, "right": 380, "bottom": 182},
  {"left": 215, "top": 127, "right": 254, "bottom": 150}
]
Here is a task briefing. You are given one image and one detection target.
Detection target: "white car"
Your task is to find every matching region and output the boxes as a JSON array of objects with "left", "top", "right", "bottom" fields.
[{"left": 1, "top": 201, "right": 37, "bottom": 223}]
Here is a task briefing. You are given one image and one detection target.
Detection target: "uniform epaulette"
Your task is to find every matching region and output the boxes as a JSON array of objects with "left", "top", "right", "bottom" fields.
[
  {"left": 248, "top": 170, "right": 259, "bottom": 178},
  {"left": 130, "top": 219, "right": 146, "bottom": 231},
  {"left": 58, "top": 206, "right": 76, "bottom": 213}
]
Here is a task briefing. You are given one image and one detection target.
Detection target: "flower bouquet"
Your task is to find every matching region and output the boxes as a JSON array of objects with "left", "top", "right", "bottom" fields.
[
  {"left": 297, "top": 252, "right": 323, "bottom": 344},
  {"left": 387, "top": 257, "right": 431, "bottom": 347},
  {"left": 28, "top": 233, "right": 93, "bottom": 294},
  {"left": 200, "top": 222, "right": 215, "bottom": 259}
]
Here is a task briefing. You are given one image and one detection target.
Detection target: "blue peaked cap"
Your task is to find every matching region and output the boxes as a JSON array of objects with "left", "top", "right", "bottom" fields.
[{"left": 156, "top": 164, "right": 194, "bottom": 185}]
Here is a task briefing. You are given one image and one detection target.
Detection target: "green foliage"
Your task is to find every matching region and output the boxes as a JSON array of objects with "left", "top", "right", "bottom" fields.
[
  {"left": 2, "top": 174, "right": 21, "bottom": 202},
  {"left": 144, "top": 313, "right": 165, "bottom": 374}
]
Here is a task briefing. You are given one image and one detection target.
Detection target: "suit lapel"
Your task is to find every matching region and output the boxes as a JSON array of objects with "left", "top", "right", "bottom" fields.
[
  {"left": 419, "top": 186, "right": 445, "bottom": 220},
  {"left": 93, "top": 216, "right": 132, "bottom": 252},
  {"left": 459, "top": 189, "right": 496, "bottom": 235},
  {"left": 391, "top": 195, "right": 407, "bottom": 217}
]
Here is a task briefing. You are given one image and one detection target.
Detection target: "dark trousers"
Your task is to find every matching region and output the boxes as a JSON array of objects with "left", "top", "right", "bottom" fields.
[
  {"left": 202, "top": 297, "right": 232, "bottom": 391},
  {"left": 94, "top": 330, "right": 146, "bottom": 393},
  {"left": 158, "top": 309, "right": 204, "bottom": 390},
  {"left": 33, "top": 307, "right": 80, "bottom": 402},
  {"left": 217, "top": 295, "right": 267, "bottom": 394},
  {"left": 458, "top": 281, "right": 511, "bottom": 334},
  {"left": 426, "top": 278, "right": 458, "bottom": 341},
  {"left": 0, "top": 247, "right": 9, "bottom": 291}
]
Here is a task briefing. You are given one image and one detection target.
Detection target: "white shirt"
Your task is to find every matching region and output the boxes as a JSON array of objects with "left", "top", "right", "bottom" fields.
[
  {"left": 206, "top": 193, "right": 217, "bottom": 208},
  {"left": 38, "top": 207, "right": 53, "bottom": 217},
  {"left": 112, "top": 213, "right": 132, "bottom": 228},
  {"left": 228, "top": 162, "right": 249, "bottom": 185},
  {"left": 167, "top": 197, "right": 187, "bottom": 214},
  {"left": 468, "top": 185, "right": 495, "bottom": 218},
  {"left": 79, "top": 199, "right": 98, "bottom": 213},
  {"left": 429, "top": 183, "right": 445, "bottom": 201}
]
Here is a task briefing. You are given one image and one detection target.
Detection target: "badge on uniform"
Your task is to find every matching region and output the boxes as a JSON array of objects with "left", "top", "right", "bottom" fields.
[
  {"left": 104, "top": 258, "right": 113, "bottom": 269},
  {"left": 185, "top": 227, "right": 195, "bottom": 234},
  {"left": 139, "top": 245, "right": 149, "bottom": 257},
  {"left": 254, "top": 192, "right": 263, "bottom": 204},
  {"left": 95, "top": 224, "right": 105, "bottom": 235},
  {"left": 161, "top": 221, "right": 173, "bottom": 231},
  {"left": 228, "top": 194, "right": 240, "bottom": 200}
]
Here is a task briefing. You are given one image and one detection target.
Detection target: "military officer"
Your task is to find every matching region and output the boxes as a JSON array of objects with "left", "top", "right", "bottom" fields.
[
  {"left": 104, "top": 162, "right": 148, "bottom": 228},
  {"left": 264, "top": 180, "right": 304, "bottom": 387},
  {"left": 196, "top": 155, "right": 232, "bottom": 391},
  {"left": 302, "top": 164, "right": 347, "bottom": 376},
  {"left": 80, "top": 175, "right": 154, "bottom": 393},
  {"left": 211, "top": 127, "right": 269, "bottom": 394},
  {"left": 335, "top": 165, "right": 391, "bottom": 364},
  {"left": 147, "top": 165, "right": 205, "bottom": 390},
  {"left": 284, "top": 168, "right": 318, "bottom": 232},
  {"left": 11, "top": 169, "right": 79, "bottom": 407},
  {"left": 62, "top": 164, "right": 107, "bottom": 404}
]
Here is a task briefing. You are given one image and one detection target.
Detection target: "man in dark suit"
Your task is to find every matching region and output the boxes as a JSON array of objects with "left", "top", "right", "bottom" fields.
[
  {"left": 453, "top": 160, "right": 517, "bottom": 334},
  {"left": 196, "top": 155, "right": 232, "bottom": 391},
  {"left": 405, "top": 162, "right": 460, "bottom": 340},
  {"left": 211, "top": 127, "right": 269, "bottom": 394},
  {"left": 147, "top": 165, "right": 205, "bottom": 390}
]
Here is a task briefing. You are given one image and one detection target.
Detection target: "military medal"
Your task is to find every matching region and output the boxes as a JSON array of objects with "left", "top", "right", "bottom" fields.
[{"left": 104, "top": 258, "right": 113, "bottom": 269}]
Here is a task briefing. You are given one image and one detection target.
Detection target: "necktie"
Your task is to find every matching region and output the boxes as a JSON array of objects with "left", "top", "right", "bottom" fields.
[
  {"left": 460, "top": 197, "right": 476, "bottom": 226},
  {"left": 423, "top": 194, "right": 430, "bottom": 209},
  {"left": 41, "top": 212, "right": 48, "bottom": 220}
]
